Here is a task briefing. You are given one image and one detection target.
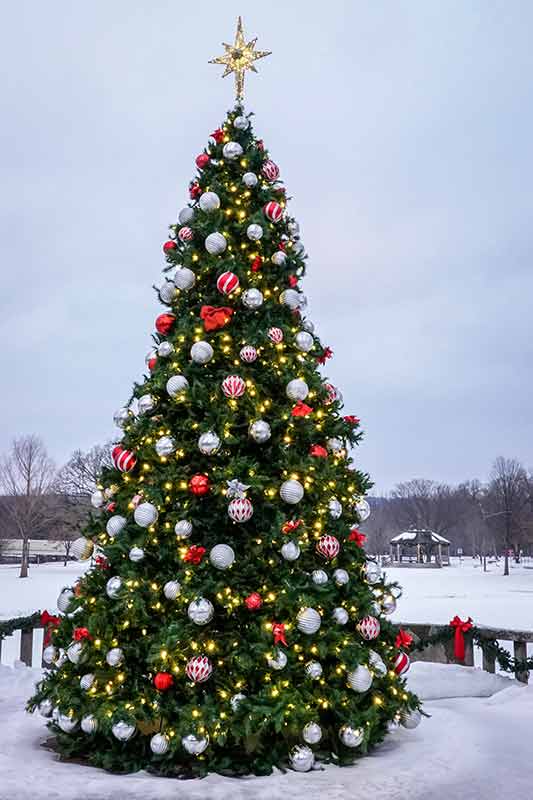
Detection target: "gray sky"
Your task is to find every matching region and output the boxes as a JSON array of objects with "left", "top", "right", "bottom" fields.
[{"left": 1, "top": 1, "right": 532, "bottom": 493}]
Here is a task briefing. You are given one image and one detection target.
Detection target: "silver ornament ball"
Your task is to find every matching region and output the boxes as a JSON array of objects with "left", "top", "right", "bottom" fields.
[
  {"left": 90, "top": 489, "right": 105, "bottom": 508},
  {"left": 271, "top": 251, "right": 287, "bottom": 266},
  {"left": 138, "top": 394, "right": 156, "bottom": 414},
  {"left": 174, "top": 266, "right": 196, "bottom": 291},
  {"left": 222, "top": 141, "right": 243, "bottom": 160},
  {"left": 312, "top": 569, "right": 328, "bottom": 585},
  {"left": 280, "top": 479, "right": 304, "bottom": 504},
  {"left": 333, "top": 568, "right": 349, "bottom": 586},
  {"left": 329, "top": 498, "right": 343, "bottom": 519},
  {"left": 113, "top": 407, "right": 132, "bottom": 429},
  {"left": 267, "top": 648, "right": 287, "bottom": 670},
  {"left": 249, "top": 419, "right": 271, "bottom": 443},
  {"left": 297, "top": 607, "right": 321, "bottom": 634},
  {"left": 355, "top": 497, "right": 371, "bottom": 521},
  {"left": 198, "top": 431, "right": 221, "bottom": 455},
  {"left": 166, "top": 375, "right": 189, "bottom": 396},
  {"left": 347, "top": 665, "right": 373, "bottom": 692},
  {"left": 159, "top": 281, "right": 177, "bottom": 304},
  {"left": 205, "top": 232, "right": 227, "bottom": 255},
  {"left": 305, "top": 661, "right": 323, "bottom": 679},
  {"left": 155, "top": 436, "right": 176, "bottom": 457},
  {"left": 79, "top": 673, "right": 95, "bottom": 691},
  {"left": 246, "top": 223, "right": 263, "bottom": 241},
  {"left": 129, "top": 546, "right": 145, "bottom": 562},
  {"left": 57, "top": 588, "right": 75, "bottom": 613},
  {"left": 402, "top": 709, "right": 422, "bottom": 730},
  {"left": 134, "top": 502, "right": 158, "bottom": 527},
  {"left": 199, "top": 191, "right": 221, "bottom": 212},
  {"left": 150, "top": 733, "right": 170, "bottom": 754},
  {"left": 178, "top": 207, "right": 194, "bottom": 225},
  {"left": 339, "top": 725, "right": 364, "bottom": 748},
  {"left": 39, "top": 699, "right": 54, "bottom": 717},
  {"left": 106, "top": 576, "right": 122, "bottom": 599},
  {"left": 174, "top": 520, "right": 193, "bottom": 539},
  {"left": 188, "top": 597, "right": 214, "bottom": 626},
  {"left": 332, "top": 607, "right": 349, "bottom": 625},
  {"left": 112, "top": 721, "right": 136, "bottom": 741},
  {"left": 279, "top": 288, "right": 301, "bottom": 309},
  {"left": 233, "top": 115, "right": 249, "bottom": 130},
  {"left": 106, "top": 647, "right": 124, "bottom": 667},
  {"left": 209, "top": 544, "right": 235, "bottom": 570},
  {"left": 81, "top": 714, "right": 98, "bottom": 734},
  {"left": 286, "top": 378, "right": 309, "bottom": 401},
  {"left": 57, "top": 713, "right": 78, "bottom": 734},
  {"left": 242, "top": 172, "right": 258, "bottom": 187},
  {"left": 242, "top": 288, "right": 263, "bottom": 309},
  {"left": 182, "top": 733, "right": 209, "bottom": 755},
  {"left": 163, "top": 580, "right": 181, "bottom": 600},
  {"left": 106, "top": 515, "right": 126, "bottom": 537},
  {"left": 303, "top": 721, "right": 322, "bottom": 745},
  {"left": 191, "top": 340, "right": 214, "bottom": 364},
  {"left": 289, "top": 745, "right": 315, "bottom": 772},
  {"left": 42, "top": 645, "right": 57, "bottom": 665},
  {"left": 281, "top": 540, "right": 300, "bottom": 561}
]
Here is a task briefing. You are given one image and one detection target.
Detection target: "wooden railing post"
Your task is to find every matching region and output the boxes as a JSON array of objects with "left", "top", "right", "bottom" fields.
[
  {"left": 20, "top": 628, "right": 34, "bottom": 667},
  {"left": 514, "top": 641, "right": 529, "bottom": 684},
  {"left": 463, "top": 635, "right": 474, "bottom": 667},
  {"left": 482, "top": 647, "right": 496, "bottom": 673}
]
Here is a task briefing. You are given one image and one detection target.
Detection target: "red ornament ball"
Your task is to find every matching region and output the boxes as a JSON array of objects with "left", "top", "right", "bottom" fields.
[
  {"left": 111, "top": 446, "right": 137, "bottom": 473},
  {"left": 357, "top": 616, "right": 381, "bottom": 641},
  {"left": 263, "top": 201, "right": 283, "bottom": 223},
  {"left": 155, "top": 313, "right": 176, "bottom": 335},
  {"left": 267, "top": 327, "right": 283, "bottom": 344},
  {"left": 316, "top": 534, "right": 340, "bottom": 560},
  {"left": 154, "top": 672, "right": 174, "bottom": 691},
  {"left": 261, "top": 160, "right": 280, "bottom": 182},
  {"left": 178, "top": 226, "right": 194, "bottom": 243},
  {"left": 211, "top": 128, "right": 224, "bottom": 144},
  {"left": 189, "top": 182, "right": 201, "bottom": 199},
  {"left": 216, "top": 271, "right": 240, "bottom": 295},
  {"left": 195, "top": 153, "right": 210, "bottom": 169},
  {"left": 189, "top": 474, "right": 210, "bottom": 496},
  {"left": 163, "top": 240, "right": 177, "bottom": 254},
  {"left": 147, "top": 356, "right": 157, "bottom": 371},
  {"left": 245, "top": 592, "right": 263, "bottom": 611},
  {"left": 394, "top": 651, "right": 411, "bottom": 676}
]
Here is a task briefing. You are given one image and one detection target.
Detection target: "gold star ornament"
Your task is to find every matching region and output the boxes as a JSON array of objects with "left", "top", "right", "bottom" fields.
[{"left": 209, "top": 17, "right": 271, "bottom": 103}]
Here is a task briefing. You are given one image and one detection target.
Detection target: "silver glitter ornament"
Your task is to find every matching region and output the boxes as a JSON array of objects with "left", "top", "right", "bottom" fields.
[
  {"left": 178, "top": 207, "right": 194, "bottom": 225},
  {"left": 333, "top": 568, "right": 349, "bottom": 586},
  {"left": 106, "top": 576, "right": 122, "bottom": 599},
  {"left": 106, "top": 515, "right": 127, "bottom": 537},
  {"left": 288, "top": 221, "right": 300, "bottom": 238},
  {"left": 292, "top": 240, "right": 305, "bottom": 256},
  {"left": 279, "top": 288, "right": 301, "bottom": 309},
  {"left": 281, "top": 540, "right": 300, "bottom": 561},
  {"left": 209, "top": 544, "right": 235, "bottom": 570},
  {"left": 138, "top": 394, "right": 156, "bottom": 414},
  {"left": 79, "top": 673, "right": 95, "bottom": 691},
  {"left": 329, "top": 498, "right": 343, "bottom": 519},
  {"left": 382, "top": 594, "right": 397, "bottom": 614},
  {"left": 57, "top": 587, "right": 75, "bottom": 613},
  {"left": 326, "top": 437, "right": 344, "bottom": 453},
  {"left": 271, "top": 251, "right": 287, "bottom": 266},
  {"left": 297, "top": 607, "right": 321, "bottom": 634},
  {"left": 347, "top": 665, "right": 373, "bottom": 692},
  {"left": 267, "top": 648, "right": 287, "bottom": 670},
  {"left": 303, "top": 721, "right": 322, "bottom": 745},
  {"left": 242, "top": 172, "right": 258, "bottom": 187},
  {"left": 198, "top": 431, "right": 221, "bottom": 455},
  {"left": 39, "top": 699, "right": 54, "bottom": 717},
  {"left": 286, "top": 379, "right": 309, "bottom": 401},
  {"left": 163, "top": 580, "right": 181, "bottom": 600},
  {"left": 42, "top": 645, "right": 57, "bottom": 665},
  {"left": 112, "top": 721, "right": 136, "bottom": 741},
  {"left": 199, "top": 191, "right": 220, "bottom": 212},
  {"left": 280, "top": 479, "right": 304, "bottom": 504},
  {"left": 134, "top": 502, "right": 158, "bottom": 527},
  {"left": 222, "top": 141, "right": 243, "bottom": 160},
  {"left": 191, "top": 340, "right": 214, "bottom": 364},
  {"left": 368, "top": 650, "right": 388, "bottom": 676},
  {"left": 246, "top": 223, "right": 263, "bottom": 241},
  {"left": 302, "top": 318, "right": 315, "bottom": 333},
  {"left": 174, "top": 520, "right": 192, "bottom": 539},
  {"left": 174, "top": 266, "right": 196, "bottom": 290},
  {"left": 233, "top": 115, "right": 249, "bottom": 130},
  {"left": 113, "top": 407, "right": 133, "bottom": 429},
  {"left": 155, "top": 436, "right": 176, "bottom": 457},
  {"left": 166, "top": 374, "right": 189, "bottom": 396},
  {"left": 242, "top": 288, "right": 263, "bottom": 309},
  {"left": 71, "top": 536, "right": 93, "bottom": 560},
  {"left": 305, "top": 661, "right": 323, "bottom": 679},
  {"left": 106, "top": 647, "right": 124, "bottom": 667},
  {"left": 188, "top": 597, "right": 214, "bottom": 625},
  {"left": 90, "top": 489, "right": 105, "bottom": 508},
  {"left": 355, "top": 497, "right": 371, "bottom": 521},
  {"left": 402, "top": 709, "right": 422, "bottom": 729},
  {"left": 81, "top": 714, "right": 98, "bottom": 734},
  {"left": 294, "top": 331, "right": 313, "bottom": 352},
  {"left": 339, "top": 725, "right": 364, "bottom": 748},
  {"left": 205, "top": 232, "right": 227, "bottom": 255},
  {"left": 129, "top": 546, "right": 145, "bottom": 562},
  {"left": 57, "top": 713, "right": 78, "bottom": 734},
  {"left": 182, "top": 733, "right": 209, "bottom": 755},
  {"left": 312, "top": 569, "right": 328, "bottom": 585},
  {"left": 364, "top": 561, "right": 382, "bottom": 584},
  {"left": 230, "top": 693, "right": 247, "bottom": 711},
  {"left": 150, "top": 733, "right": 169, "bottom": 754},
  {"left": 332, "top": 607, "right": 349, "bottom": 625},
  {"left": 289, "top": 745, "right": 314, "bottom": 772},
  {"left": 159, "top": 280, "right": 177, "bottom": 304},
  {"left": 249, "top": 419, "right": 271, "bottom": 443}
]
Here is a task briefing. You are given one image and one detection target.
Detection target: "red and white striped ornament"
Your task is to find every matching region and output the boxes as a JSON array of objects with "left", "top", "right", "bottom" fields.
[
  {"left": 216, "top": 271, "right": 240, "bottom": 295},
  {"left": 316, "top": 534, "right": 341, "bottom": 560},
  {"left": 111, "top": 446, "right": 137, "bottom": 473},
  {"left": 240, "top": 345, "right": 257, "bottom": 363},
  {"left": 228, "top": 497, "right": 254, "bottom": 523},
  {"left": 221, "top": 375, "right": 246, "bottom": 398},
  {"left": 324, "top": 382, "right": 343, "bottom": 405},
  {"left": 261, "top": 160, "right": 280, "bottom": 182},
  {"left": 178, "top": 226, "right": 194, "bottom": 242},
  {"left": 185, "top": 655, "right": 213, "bottom": 683},
  {"left": 267, "top": 327, "right": 284, "bottom": 343},
  {"left": 357, "top": 616, "right": 381, "bottom": 641},
  {"left": 394, "top": 651, "right": 410, "bottom": 676},
  {"left": 263, "top": 201, "right": 283, "bottom": 223}
]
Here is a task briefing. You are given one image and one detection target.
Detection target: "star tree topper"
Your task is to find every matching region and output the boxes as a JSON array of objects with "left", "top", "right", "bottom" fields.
[{"left": 209, "top": 17, "right": 271, "bottom": 102}]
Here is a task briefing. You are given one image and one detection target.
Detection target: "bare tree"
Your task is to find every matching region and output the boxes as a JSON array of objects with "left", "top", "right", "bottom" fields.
[
  {"left": 0, "top": 436, "right": 58, "bottom": 577},
  {"left": 485, "top": 457, "right": 531, "bottom": 575},
  {"left": 55, "top": 444, "right": 112, "bottom": 497},
  {"left": 390, "top": 479, "right": 460, "bottom": 537}
]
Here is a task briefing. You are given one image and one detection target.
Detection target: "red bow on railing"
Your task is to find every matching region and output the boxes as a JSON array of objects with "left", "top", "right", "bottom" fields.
[
  {"left": 200, "top": 306, "right": 234, "bottom": 332},
  {"left": 395, "top": 628, "right": 414, "bottom": 650},
  {"left": 272, "top": 622, "right": 287, "bottom": 647},
  {"left": 449, "top": 615, "right": 473, "bottom": 661},
  {"left": 40, "top": 610, "right": 60, "bottom": 646}
]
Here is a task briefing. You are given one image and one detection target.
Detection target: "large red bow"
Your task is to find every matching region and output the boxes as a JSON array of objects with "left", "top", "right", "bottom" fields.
[
  {"left": 73, "top": 627, "right": 92, "bottom": 642},
  {"left": 200, "top": 306, "right": 234, "bottom": 331},
  {"left": 183, "top": 545, "right": 206, "bottom": 565},
  {"left": 272, "top": 622, "right": 287, "bottom": 646},
  {"left": 291, "top": 401, "right": 313, "bottom": 417},
  {"left": 449, "top": 615, "right": 473, "bottom": 661},
  {"left": 309, "top": 444, "right": 328, "bottom": 458},
  {"left": 343, "top": 415, "right": 360, "bottom": 426},
  {"left": 282, "top": 519, "right": 303, "bottom": 534},
  {"left": 348, "top": 529, "right": 367, "bottom": 547},
  {"left": 395, "top": 628, "right": 414, "bottom": 650},
  {"left": 211, "top": 128, "right": 224, "bottom": 143},
  {"left": 40, "top": 610, "right": 60, "bottom": 646},
  {"left": 316, "top": 346, "right": 333, "bottom": 364}
]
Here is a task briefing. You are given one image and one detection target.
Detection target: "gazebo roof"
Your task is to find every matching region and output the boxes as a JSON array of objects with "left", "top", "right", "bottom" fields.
[{"left": 390, "top": 529, "right": 451, "bottom": 546}]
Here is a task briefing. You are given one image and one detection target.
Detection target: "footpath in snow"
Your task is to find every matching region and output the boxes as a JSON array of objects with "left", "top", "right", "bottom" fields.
[{"left": 1, "top": 661, "right": 532, "bottom": 800}]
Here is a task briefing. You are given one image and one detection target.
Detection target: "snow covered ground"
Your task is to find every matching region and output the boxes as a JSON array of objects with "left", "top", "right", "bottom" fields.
[{"left": 1, "top": 660, "right": 532, "bottom": 800}]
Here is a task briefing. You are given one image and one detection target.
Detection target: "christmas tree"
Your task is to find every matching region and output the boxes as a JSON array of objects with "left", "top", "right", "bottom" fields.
[{"left": 29, "top": 18, "right": 420, "bottom": 777}]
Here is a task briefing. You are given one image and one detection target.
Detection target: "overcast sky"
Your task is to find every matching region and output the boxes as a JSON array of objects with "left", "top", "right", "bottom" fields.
[{"left": 1, "top": 1, "right": 532, "bottom": 493}]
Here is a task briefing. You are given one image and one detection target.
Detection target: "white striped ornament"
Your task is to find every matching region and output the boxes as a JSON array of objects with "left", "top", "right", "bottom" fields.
[
  {"left": 221, "top": 375, "right": 246, "bottom": 398},
  {"left": 111, "top": 446, "right": 137, "bottom": 473},
  {"left": 394, "top": 651, "right": 411, "bottom": 676},
  {"left": 267, "top": 327, "right": 284, "bottom": 343},
  {"left": 239, "top": 345, "right": 257, "bottom": 363},
  {"left": 261, "top": 160, "right": 280, "bottom": 181},
  {"left": 178, "top": 226, "right": 194, "bottom": 242},
  {"left": 263, "top": 201, "right": 283, "bottom": 222},
  {"left": 216, "top": 271, "right": 239, "bottom": 295}
]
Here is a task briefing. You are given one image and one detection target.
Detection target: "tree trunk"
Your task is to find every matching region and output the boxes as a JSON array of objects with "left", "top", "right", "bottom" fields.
[
  {"left": 19, "top": 537, "right": 29, "bottom": 578},
  {"left": 503, "top": 550, "right": 509, "bottom": 576}
]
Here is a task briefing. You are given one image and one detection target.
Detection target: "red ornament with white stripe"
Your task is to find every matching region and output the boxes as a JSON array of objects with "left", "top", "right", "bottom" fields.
[
  {"left": 263, "top": 201, "right": 283, "bottom": 223},
  {"left": 178, "top": 226, "right": 194, "bottom": 243},
  {"left": 111, "top": 446, "right": 137, "bottom": 473},
  {"left": 357, "top": 616, "right": 381, "bottom": 640},
  {"left": 216, "top": 271, "right": 240, "bottom": 295},
  {"left": 239, "top": 345, "right": 257, "bottom": 363},
  {"left": 228, "top": 497, "right": 254, "bottom": 523},
  {"left": 394, "top": 651, "right": 410, "bottom": 676},
  {"left": 261, "top": 160, "right": 280, "bottom": 182},
  {"left": 185, "top": 655, "right": 213, "bottom": 683},
  {"left": 221, "top": 375, "right": 246, "bottom": 398},
  {"left": 316, "top": 534, "right": 340, "bottom": 560},
  {"left": 267, "top": 327, "right": 283, "bottom": 344}
]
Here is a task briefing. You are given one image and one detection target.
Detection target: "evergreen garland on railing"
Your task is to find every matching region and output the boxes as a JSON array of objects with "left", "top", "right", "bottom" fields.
[{"left": 0, "top": 612, "right": 42, "bottom": 642}]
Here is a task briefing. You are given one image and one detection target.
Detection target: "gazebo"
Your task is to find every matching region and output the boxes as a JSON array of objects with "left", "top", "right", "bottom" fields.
[{"left": 390, "top": 528, "right": 451, "bottom": 567}]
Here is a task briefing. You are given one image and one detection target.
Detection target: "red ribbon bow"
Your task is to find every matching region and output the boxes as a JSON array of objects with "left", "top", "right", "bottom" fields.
[
  {"left": 449, "top": 615, "right": 473, "bottom": 661},
  {"left": 189, "top": 181, "right": 201, "bottom": 199},
  {"left": 183, "top": 545, "right": 206, "bottom": 565},
  {"left": 211, "top": 128, "right": 224, "bottom": 143},
  {"left": 348, "top": 528, "right": 367, "bottom": 547},
  {"left": 200, "top": 306, "right": 234, "bottom": 332},
  {"left": 395, "top": 628, "right": 414, "bottom": 650},
  {"left": 281, "top": 519, "right": 303, "bottom": 534},
  {"left": 288, "top": 275, "right": 298, "bottom": 288},
  {"left": 316, "top": 346, "right": 333, "bottom": 365},
  {"left": 272, "top": 622, "right": 287, "bottom": 646},
  {"left": 95, "top": 555, "right": 109, "bottom": 570},
  {"left": 291, "top": 401, "right": 313, "bottom": 417},
  {"left": 309, "top": 444, "right": 328, "bottom": 458},
  {"left": 40, "top": 610, "right": 60, "bottom": 646},
  {"left": 73, "top": 627, "right": 92, "bottom": 642},
  {"left": 251, "top": 256, "right": 263, "bottom": 272},
  {"left": 343, "top": 415, "right": 360, "bottom": 426}
]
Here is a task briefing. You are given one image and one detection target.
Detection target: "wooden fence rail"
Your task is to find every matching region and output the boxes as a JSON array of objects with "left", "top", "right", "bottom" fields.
[{"left": 0, "top": 617, "right": 531, "bottom": 684}]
